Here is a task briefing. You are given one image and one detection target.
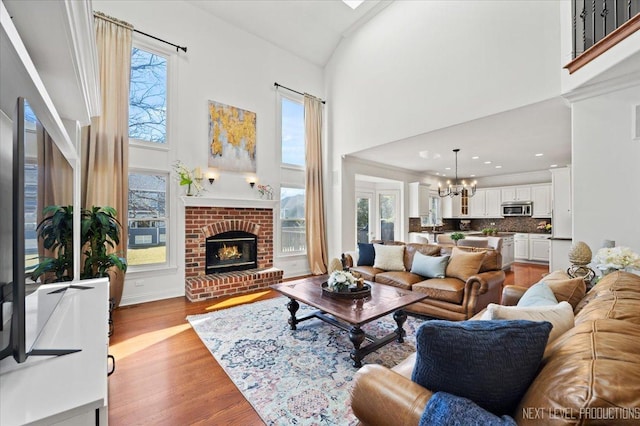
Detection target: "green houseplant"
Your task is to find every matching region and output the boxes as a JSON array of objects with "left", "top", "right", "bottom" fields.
[
  {"left": 32, "top": 205, "right": 127, "bottom": 285},
  {"left": 31, "top": 205, "right": 75, "bottom": 282},
  {"left": 450, "top": 232, "right": 465, "bottom": 245}
]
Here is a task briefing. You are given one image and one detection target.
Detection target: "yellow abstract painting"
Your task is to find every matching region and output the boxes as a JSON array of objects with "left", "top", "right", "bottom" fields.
[{"left": 208, "top": 100, "right": 257, "bottom": 172}]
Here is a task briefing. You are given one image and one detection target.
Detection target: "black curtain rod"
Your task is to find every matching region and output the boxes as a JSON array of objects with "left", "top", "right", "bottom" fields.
[
  {"left": 274, "top": 82, "right": 325, "bottom": 104},
  {"left": 134, "top": 29, "right": 187, "bottom": 53}
]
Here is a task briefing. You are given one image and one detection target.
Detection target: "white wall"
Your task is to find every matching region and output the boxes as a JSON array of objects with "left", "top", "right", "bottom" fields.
[
  {"left": 474, "top": 170, "right": 551, "bottom": 188},
  {"left": 93, "top": 0, "right": 323, "bottom": 305},
  {"left": 571, "top": 82, "right": 640, "bottom": 255},
  {"left": 325, "top": 0, "right": 562, "bottom": 257}
]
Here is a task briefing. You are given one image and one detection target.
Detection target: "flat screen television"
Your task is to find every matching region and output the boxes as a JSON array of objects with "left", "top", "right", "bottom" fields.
[
  {"left": 0, "top": 97, "right": 29, "bottom": 362},
  {"left": 0, "top": 97, "right": 76, "bottom": 364}
]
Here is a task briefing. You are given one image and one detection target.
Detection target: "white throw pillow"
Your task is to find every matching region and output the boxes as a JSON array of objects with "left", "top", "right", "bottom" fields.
[
  {"left": 481, "top": 301, "right": 574, "bottom": 343},
  {"left": 373, "top": 244, "right": 406, "bottom": 271}
]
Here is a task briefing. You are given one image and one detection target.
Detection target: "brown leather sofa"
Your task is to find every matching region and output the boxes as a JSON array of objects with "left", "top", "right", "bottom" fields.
[
  {"left": 351, "top": 271, "right": 640, "bottom": 425},
  {"left": 343, "top": 243, "right": 505, "bottom": 321}
]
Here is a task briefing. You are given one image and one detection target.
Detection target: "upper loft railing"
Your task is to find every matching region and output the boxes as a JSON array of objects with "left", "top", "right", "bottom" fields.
[{"left": 565, "top": 1, "right": 640, "bottom": 74}]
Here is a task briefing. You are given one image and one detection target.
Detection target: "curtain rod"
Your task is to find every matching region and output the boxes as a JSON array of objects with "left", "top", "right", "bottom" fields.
[
  {"left": 274, "top": 82, "right": 325, "bottom": 104},
  {"left": 134, "top": 29, "right": 187, "bottom": 53}
]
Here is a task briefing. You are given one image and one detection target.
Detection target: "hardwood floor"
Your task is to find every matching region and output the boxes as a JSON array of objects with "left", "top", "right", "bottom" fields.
[{"left": 108, "top": 262, "right": 548, "bottom": 425}]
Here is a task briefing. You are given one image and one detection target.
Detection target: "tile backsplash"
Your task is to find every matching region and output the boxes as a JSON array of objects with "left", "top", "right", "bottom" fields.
[{"left": 409, "top": 217, "right": 552, "bottom": 234}]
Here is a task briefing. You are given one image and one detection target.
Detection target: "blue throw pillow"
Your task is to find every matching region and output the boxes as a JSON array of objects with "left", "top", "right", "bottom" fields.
[
  {"left": 411, "top": 320, "right": 552, "bottom": 416},
  {"left": 357, "top": 243, "right": 375, "bottom": 266},
  {"left": 517, "top": 282, "right": 558, "bottom": 307},
  {"left": 419, "top": 392, "right": 517, "bottom": 426},
  {"left": 411, "top": 252, "right": 450, "bottom": 278}
]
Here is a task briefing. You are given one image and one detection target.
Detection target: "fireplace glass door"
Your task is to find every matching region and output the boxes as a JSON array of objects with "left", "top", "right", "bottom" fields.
[{"left": 206, "top": 231, "right": 257, "bottom": 274}]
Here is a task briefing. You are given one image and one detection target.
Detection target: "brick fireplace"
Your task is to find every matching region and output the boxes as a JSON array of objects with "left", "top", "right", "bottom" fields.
[{"left": 184, "top": 200, "right": 283, "bottom": 302}]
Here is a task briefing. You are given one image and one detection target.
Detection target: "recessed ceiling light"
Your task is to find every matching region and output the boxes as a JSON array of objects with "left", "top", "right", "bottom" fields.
[
  {"left": 495, "top": 165, "right": 502, "bottom": 169},
  {"left": 445, "top": 167, "right": 451, "bottom": 170},
  {"left": 472, "top": 156, "right": 479, "bottom": 160},
  {"left": 535, "top": 153, "right": 544, "bottom": 157},
  {"left": 550, "top": 164, "right": 558, "bottom": 168},
  {"left": 442, "top": 174, "right": 447, "bottom": 177},
  {"left": 435, "top": 172, "right": 440, "bottom": 175},
  {"left": 342, "top": 0, "right": 365, "bottom": 9},
  {"left": 470, "top": 174, "right": 476, "bottom": 177},
  {"left": 484, "top": 161, "right": 492, "bottom": 164}
]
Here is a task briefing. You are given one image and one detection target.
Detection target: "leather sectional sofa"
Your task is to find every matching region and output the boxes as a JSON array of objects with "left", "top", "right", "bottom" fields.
[
  {"left": 351, "top": 270, "right": 640, "bottom": 425},
  {"left": 343, "top": 243, "right": 506, "bottom": 321}
]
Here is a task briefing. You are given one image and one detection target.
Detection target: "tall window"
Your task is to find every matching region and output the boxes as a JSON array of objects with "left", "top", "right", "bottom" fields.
[
  {"left": 378, "top": 192, "right": 399, "bottom": 241},
  {"left": 280, "top": 187, "right": 306, "bottom": 254},
  {"left": 279, "top": 93, "right": 306, "bottom": 256},
  {"left": 421, "top": 192, "right": 442, "bottom": 227},
  {"left": 129, "top": 47, "right": 167, "bottom": 144},
  {"left": 127, "top": 172, "right": 168, "bottom": 266},
  {"left": 356, "top": 195, "right": 372, "bottom": 244},
  {"left": 281, "top": 97, "right": 304, "bottom": 167},
  {"left": 127, "top": 42, "right": 171, "bottom": 269}
]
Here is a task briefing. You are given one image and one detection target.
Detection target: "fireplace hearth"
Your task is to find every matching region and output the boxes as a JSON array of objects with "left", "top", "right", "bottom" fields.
[{"left": 206, "top": 231, "right": 257, "bottom": 274}]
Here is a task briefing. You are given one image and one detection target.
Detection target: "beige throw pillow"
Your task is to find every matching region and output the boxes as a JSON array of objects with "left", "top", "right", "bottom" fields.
[
  {"left": 373, "top": 244, "right": 406, "bottom": 271},
  {"left": 482, "top": 301, "right": 575, "bottom": 342},
  {"left": 542, "top": 270, "right": 587, "bottom": 309},
  {"left": 445, "top": 247, "right": 486, "bottom": 282}
]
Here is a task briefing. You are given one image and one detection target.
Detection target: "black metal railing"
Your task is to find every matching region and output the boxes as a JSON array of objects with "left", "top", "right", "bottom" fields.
[{"left": 572, "top": 0, "right": 639, "bottom": 58}]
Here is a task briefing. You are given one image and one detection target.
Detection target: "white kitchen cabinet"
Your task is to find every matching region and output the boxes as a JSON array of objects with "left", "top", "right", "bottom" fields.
[
  {"left": 501, "top": 186, "right": 532, "bottom": 202},
  {"left": 501, "top": 236, "right": 515, "bottom": 269},
  {"left": 409, "top": 182, "right": 431, "bottom": 217},
  {"left": 469, "top": 189, "right": 486, "bottom": 218},
  {"left": 443, "top": 194, "right": 465, "bottom": 218},
  {"left": 529, "top": 234, "right": 551, "bottom": 262},
  {"left": 551, "top": 167, "right": 572, "bottom": 238},
  {"left": 514, "top": 233, "right": 529, "bottom": 260},
  {"left": 532, "top": 184, "right": 552, "bottom": 218},
  {"left": 485, "top": 188, "right": 502, "bottom": 218}
]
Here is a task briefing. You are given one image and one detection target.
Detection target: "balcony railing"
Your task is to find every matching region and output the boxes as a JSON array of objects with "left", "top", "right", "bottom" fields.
[
  {"left": 281, "top": 226, "right": 306, "bottom": 254},
  {"left": 567, "top": 1, "right": 640, "bottom": 73}
]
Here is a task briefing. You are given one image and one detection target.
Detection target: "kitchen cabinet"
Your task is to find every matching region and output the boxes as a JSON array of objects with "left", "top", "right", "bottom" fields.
[
  {"left": 469, "top": 189, "right": 486, "bottom": 218},
  {"left": 409, "top": 182, "right": 431, "bottom": 217},
  {"left": 551, "top": 167, "right": 572, "bottom": 238},
  {"left": 529, "top": 234, "right": 551, "bottom": 262},
  {"left": 485, "top": 188, "right": 502, "bottom": 218},
  {"left": 514, "top": 233, "right": 529, "bottom": 260},
  {"left": 442, "top": 194, "right": 466, "bottom": 218},
  {"left": 501, "top": 186, "right": 531, "bottom": 202},
  {"left": 532, "top": 184, "right": 552, "bottom": 218},
  {"left": 501, "top": 235, "right": 514, "bottom": 270}
]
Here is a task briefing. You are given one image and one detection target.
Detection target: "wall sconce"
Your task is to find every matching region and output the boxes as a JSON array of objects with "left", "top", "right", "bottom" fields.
[
  {"left": 207, "top": 170, "right": 216, "bottom": 185},
  {"left": 248, "top": 177, "right": 256, "bottom": 188}
]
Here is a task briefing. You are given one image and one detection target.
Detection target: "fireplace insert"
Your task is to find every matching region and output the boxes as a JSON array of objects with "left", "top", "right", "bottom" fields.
[{"left": 205, "top": 231, "right": 257, "bottom": 274}]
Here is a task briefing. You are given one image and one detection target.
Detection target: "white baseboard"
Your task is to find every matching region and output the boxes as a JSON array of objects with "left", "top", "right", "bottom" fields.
[{"left": 119, "top": 288, "right": 185, "bottom": 307}]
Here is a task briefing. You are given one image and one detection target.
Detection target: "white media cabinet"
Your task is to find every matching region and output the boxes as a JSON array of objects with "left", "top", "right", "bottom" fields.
[{"left": 0, "top": 278, "right": 109, "bottom": 426}]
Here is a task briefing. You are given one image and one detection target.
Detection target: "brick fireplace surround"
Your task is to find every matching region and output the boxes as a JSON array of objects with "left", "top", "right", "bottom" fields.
[{"left": 184, "top": 202, "right": 283, "bottom": 302}]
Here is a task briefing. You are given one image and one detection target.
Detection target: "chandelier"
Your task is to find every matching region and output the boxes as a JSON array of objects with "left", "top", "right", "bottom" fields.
[{"left": 438, "top": 149, "right": 477, "bottom": 198}]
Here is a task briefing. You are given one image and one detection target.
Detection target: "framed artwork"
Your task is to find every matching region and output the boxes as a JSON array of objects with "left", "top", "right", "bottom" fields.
[{"left": 208, "top": 100, "right": 257, "bottom": 172}]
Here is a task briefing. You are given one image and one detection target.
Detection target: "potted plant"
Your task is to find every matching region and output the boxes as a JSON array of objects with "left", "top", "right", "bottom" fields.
[
  {"left": 31, "top": 205, "right": 75, "bottom": 283},
  {"left": 32, "top": 205, "right": 127, "bottom": 303},
  {"left": 81, "top": 206, "right": 127, "bottom": 279},
  {"left": 450, "top": 232, "right": 465, "bottom": 245}
]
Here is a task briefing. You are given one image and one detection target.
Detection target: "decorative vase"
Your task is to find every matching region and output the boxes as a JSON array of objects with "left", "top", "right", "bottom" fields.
[{"left": 185, "top": 183, "right": 193, "bottom": 196}]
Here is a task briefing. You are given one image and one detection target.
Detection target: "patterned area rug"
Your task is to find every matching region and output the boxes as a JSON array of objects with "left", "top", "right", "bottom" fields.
[{"left": 187, "top": 297, "right": 424, "bottom": 425}]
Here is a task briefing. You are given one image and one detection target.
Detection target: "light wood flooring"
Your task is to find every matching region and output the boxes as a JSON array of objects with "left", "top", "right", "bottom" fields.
[{"left": 108, "top": 262, "right": 549, "bottom": 425}]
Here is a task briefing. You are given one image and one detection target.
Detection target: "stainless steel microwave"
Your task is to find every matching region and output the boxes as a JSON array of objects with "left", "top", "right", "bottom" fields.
[{"left": 501, "top": 201, "right": 533, "bottom": 217}]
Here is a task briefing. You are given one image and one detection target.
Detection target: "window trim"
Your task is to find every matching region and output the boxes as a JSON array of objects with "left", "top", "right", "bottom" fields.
[
  {"left": 128, "top": 37, "right": 174, "bottom": 148},
  {"left": 376, "top": 189, "right": 401, "bottom": 241},
  {"left": 277, "top": 184, "right": 307, "bottom": 257},
  {"left": 277, "top": 91, "right": 305, "bottom": 170},
  {"left": 126, "top": 168, "right": 171, "bottom": 271}
]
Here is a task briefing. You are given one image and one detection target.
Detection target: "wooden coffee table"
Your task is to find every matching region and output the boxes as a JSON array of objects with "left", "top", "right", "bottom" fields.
[{"left": 271, "top": 276, "right": 428, "bottom": 367}]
